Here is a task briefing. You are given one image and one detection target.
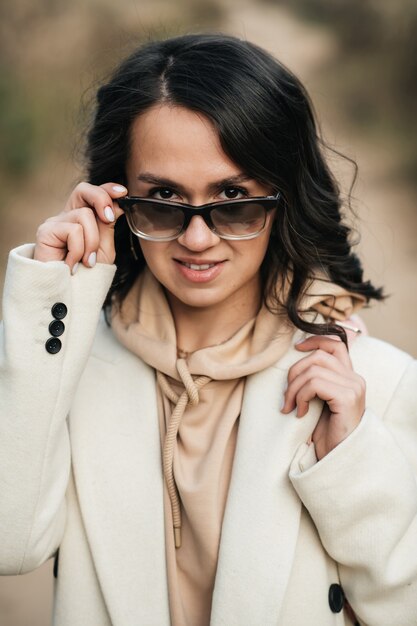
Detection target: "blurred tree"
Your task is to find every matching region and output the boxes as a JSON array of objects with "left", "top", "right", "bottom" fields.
[
  {"left": 0, "top": 0, "right": 224, "bottom": 202},
  {"left": 262, "top": 0, "right": 417, "bottom": 185},
  {"left": 0, "top": 69, "right": 36, "bottom": 178}
]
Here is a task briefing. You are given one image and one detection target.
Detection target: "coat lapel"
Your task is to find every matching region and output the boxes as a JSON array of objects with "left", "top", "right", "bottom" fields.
[
  {"left": 70, "top": 321, "right": 321, "bottom": 625},
  {"left": 69, "top": 326, "right": 171, "bottom": 626},
  {"left": 211, "top": 356, "right": 323, "bottom": 625}
]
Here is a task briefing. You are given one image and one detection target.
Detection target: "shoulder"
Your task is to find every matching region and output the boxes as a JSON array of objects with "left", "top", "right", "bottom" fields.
[
  {"left": 274, "top": 332, "right": 412, "bottom": 375},
  {"left": 349, "top": 335, "right": 415, "bottom": 416},
  {"left": 349, "top": 334, "right": 413, "bottom": 377},
  {"left": 88, "top": 312, "right": 127, "bottom": 364},
  {"left": 87, "top": 311, "right": 149, "bottom": 372},
  {"left": 272, "top": 332, "right": 415, "bottom": 417},
  {"left": 76, "top": 312, "right": 154, "bottom": 392}
]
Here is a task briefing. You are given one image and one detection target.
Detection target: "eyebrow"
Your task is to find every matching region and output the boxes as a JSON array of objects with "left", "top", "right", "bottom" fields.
[{"left": 136, "top": 172, "right": 253, "bottom": 195}]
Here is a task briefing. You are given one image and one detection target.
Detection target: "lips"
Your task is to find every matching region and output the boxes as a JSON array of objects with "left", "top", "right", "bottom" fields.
[
  {"left": 174, "top": 258, "right": 225, "bottom": 283},
  {"left": 180, "top": 262, "right": 216, "bottom": 271}
]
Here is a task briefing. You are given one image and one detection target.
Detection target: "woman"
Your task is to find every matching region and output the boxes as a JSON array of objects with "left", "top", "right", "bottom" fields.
[{"left": 1, "top": 33, "right": 416, "bottom": 626}]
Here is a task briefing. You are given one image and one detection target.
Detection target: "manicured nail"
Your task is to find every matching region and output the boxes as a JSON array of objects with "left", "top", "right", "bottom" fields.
[
  {"left": 104, "top": 206, "right": 115, "bottom": 222},
  {"left": 72, "top": 262, "right": 79, "bottom": 275},
  {"left": 88, "top": 252, "right": 97, "bottom": 268},
  {"left": 112, "top": 185, "right": 127, "bottom": 193}
]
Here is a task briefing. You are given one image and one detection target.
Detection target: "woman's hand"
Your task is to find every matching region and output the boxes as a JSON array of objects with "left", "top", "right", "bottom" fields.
[
  {"left": 281, "top": 335, "right": 366, "bottom": 461},
  {"left": 34, "top": 182, "right": 128, "bottom": 273}
]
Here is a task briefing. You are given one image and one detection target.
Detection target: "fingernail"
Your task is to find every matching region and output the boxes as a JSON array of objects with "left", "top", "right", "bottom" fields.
[
  {"left": 88, "top": 252, "right": 97, "bottom": 268},
  {"left": 112, "top": 185, "right": 127, "bottom": 193},
  {"left": 280, "top": 399, "right": 286, "bottom": 412},
  {"left": 104, "top": 206, "right": 115, "bottom": 222},
  {"left": 72, "top": 262, "right": 79, "bottom": 275}
]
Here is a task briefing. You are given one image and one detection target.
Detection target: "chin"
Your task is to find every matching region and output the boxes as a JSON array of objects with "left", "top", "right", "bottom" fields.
[{"left": 167, "top": 285, "right": 228, "bottom": 310}]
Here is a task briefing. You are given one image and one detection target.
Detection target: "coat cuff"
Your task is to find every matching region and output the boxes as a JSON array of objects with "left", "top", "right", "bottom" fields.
[
  {"left": 290, "top": 409, "right": 369, "bottom": 477},
  {"left": 288, "top": 408, "right": 417, "bottom": 551}
]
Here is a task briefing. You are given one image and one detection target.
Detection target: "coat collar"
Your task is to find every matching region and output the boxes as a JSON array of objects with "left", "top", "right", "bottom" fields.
[
  {"left": 70, "top": 323, "right": 321, "bottom": 625},
  {"left": 70, "top": 349, "right": 171, "bottom": 625},
  {"left": 211, "top": 361, "right": 322, "bottom": 625}
]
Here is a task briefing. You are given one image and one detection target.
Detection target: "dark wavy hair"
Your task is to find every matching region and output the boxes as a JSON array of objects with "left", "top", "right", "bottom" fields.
[{"left": 86, "top": 33, "right": 383, "bottom": 339}]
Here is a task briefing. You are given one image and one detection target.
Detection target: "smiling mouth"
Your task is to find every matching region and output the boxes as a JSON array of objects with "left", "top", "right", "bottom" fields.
[{"left": 177, "top": 261, "right": 218, "bottom": 271}]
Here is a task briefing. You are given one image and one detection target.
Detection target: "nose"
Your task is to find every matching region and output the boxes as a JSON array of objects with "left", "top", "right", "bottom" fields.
[{"left": 177, "top": 215, "right": 220, "bottom": 251}]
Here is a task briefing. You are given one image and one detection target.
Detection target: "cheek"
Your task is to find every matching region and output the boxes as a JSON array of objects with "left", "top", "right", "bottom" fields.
[
  {"left": 229, "top": 238, "right": 270, "bottom": 288},
  {"left": 138, "top": 242, "right": 152, "bottom": 266},
  {"left": 240, "top": 231, "right": 272, "bottom": 267},
  {"left": 138, "top": 242, "right": 167, "bottom": 275}
]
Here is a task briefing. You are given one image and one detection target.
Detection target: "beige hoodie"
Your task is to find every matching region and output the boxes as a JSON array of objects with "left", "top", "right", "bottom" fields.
[{"left": 111, "top": 269, "right": 365, "bottom": 626}]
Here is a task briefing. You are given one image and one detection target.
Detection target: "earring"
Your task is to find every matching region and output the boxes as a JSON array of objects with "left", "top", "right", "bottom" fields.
[{"left": 129, "top": 230, "right": 139, "bottom": 261}]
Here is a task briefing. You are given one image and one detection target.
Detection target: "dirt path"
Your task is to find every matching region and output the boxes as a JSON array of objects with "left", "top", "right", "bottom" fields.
[{"left": 1, "top": 4, "right": 416, "bottom": 626}]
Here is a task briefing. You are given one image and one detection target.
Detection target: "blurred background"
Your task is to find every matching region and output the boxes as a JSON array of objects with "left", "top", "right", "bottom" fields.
[{"left": 0, "top": 0, "right": 416, "bottom": 623}]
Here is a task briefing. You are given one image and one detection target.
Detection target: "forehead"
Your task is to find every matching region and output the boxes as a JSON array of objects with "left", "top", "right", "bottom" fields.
[{"left": 127, "top": 104, "right": 241, "bottom": 182}]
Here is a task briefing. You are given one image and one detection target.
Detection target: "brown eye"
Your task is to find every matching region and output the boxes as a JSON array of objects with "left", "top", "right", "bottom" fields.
[
  {"left": 150, "top": 188, "right": 175, "bottom": 200},
  {"left": 223, "top": 187, "right": 246, "bottom": 199}
]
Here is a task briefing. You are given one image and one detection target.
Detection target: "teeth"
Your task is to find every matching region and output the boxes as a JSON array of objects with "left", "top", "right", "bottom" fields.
[{"left": 183, "top": 262, "right": 216, "bottom": 270}]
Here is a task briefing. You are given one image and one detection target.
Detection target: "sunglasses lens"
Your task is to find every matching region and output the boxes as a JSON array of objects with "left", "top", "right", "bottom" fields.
[
  {"left": 128, "top": 201, "right": 184, "bottom": 239},
  {"left": 125, "top": 198, "right": 270, "bottom": 240},
  {"left": 211, "top": 202, "right": 266, "bottom": 237}
]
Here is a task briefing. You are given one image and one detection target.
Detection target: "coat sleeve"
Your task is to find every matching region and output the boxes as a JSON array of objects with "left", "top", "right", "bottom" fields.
[
  {"left": 289, "top": 344, "right": 417, "bottom": 626},
  {"left": 0, "top": 244, "right": 116, "bottom": 574}
]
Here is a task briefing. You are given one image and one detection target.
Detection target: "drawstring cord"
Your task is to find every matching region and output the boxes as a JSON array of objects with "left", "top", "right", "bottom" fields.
[{"left": 157, "top": 358, "right": 211, "bottom": 548}]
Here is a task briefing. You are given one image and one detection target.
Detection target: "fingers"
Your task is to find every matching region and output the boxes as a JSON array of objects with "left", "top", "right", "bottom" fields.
[
  {"left": 282, "top": 365, "right": 362, "bottom": 417},
  {"left": 64, "top": 182, "right": 128, "bottom": 265},
  {"left": 281, "top": 334, "right": 364, "bottom": 419},
  {"left": 38, "top": 208, "right": 100, "bottom": 271},
  {"left": 288, "top": 349, "right": 347, "bottom": 386},
  {"left": 289, "top": 377, "right": 340, "bottom": 419},
  {"left": 64, "top": 182, "right": 127, "bottom": 225},
  {"left": 35, "top": 222, "right": 86, "bottom": 274},
  {"left": 34, "top": 181, "right": 128, "bottom": 269},
  {"left": 48, "top": 208, "right": 100, "bottom": 266},
  {"left": 295, "top": 335, "right": 352, "bottom": 368},
  {"left": 282, "top": 334, "right": 367, "bottom": 459}
]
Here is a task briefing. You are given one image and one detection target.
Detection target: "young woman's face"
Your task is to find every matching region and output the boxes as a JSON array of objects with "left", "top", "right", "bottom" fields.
[{"left": 126, "top": 105, "right": 275, "bottom": 312}]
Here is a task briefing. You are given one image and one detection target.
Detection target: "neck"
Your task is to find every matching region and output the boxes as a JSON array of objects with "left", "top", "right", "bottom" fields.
[{"left": 166, "top": 276, "right": 262, "bottom": 354}]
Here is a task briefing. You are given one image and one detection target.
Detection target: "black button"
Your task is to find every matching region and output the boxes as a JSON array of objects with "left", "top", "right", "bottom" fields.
[
  {"left": 49, "top": 320, "right": 65, "bottom": 337},
  {"left": 45, "top": 337, "right": 62, "bottom": 354},
  {"left": 329, "top": 583, "right": 345, "bottom": 613},
  {"left": 51, "top": 303, "right": 67, "bottom": 320}
]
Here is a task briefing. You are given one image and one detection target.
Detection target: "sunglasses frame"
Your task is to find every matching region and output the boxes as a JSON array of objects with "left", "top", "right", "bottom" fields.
[{"left": 118, "top": 192, "right": 281, "bottom": 241}]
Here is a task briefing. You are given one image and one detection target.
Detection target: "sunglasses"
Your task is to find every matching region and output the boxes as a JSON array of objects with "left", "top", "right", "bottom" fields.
[{"left": 118, "top": 193, "right": 281, "bottom": 241}]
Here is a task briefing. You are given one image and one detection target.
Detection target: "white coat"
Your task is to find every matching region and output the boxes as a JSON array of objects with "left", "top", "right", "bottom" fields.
[{"left": 1, "top": 245, "right": 417, "bottom": 626}]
